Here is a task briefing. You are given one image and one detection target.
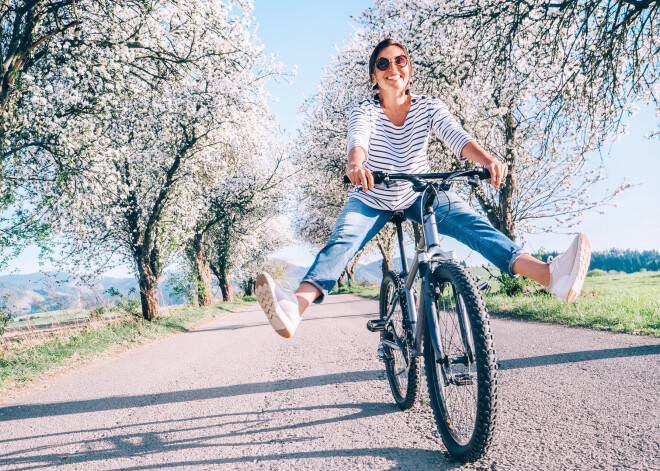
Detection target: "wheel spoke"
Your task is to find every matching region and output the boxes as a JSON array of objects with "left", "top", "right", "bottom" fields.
[{"left": 434, "top": 284, "right": 478, "bottom": 445}]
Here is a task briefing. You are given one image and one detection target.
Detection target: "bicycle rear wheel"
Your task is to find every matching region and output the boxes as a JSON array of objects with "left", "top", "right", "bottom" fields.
[
  {"left": 423, "top": 261, "right": 497, "bottom": 462},
  {"left": 380, "top": 271, "right": 420, "bottom": 410}
]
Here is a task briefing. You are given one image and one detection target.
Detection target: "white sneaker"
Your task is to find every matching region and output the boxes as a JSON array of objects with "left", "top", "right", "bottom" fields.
[
  {"left": 255, "top": 272, "right": 300, "bottom": 338},
  {"left": 547, "top": 233, "right": 591, "bottom": 303}
]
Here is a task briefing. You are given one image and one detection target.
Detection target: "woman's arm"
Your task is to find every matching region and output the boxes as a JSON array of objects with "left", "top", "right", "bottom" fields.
[
  {"left": 428, "top": 97, "right": 507, "bottom": 188},
  {"left": 345, "top": 102, "right": 374, "bottom": 192},
  {"left": 346, "top": 146, "right": 374, "bottom": 191},
  {"left": 460, "top": 141, "right": 508, "bottom": 188}
]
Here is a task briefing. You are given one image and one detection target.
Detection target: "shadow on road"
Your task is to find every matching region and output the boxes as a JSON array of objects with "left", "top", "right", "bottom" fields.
[
  {"left": 0, "top": 401, "right": 462, "bottom": 470},
  {"left": 498, "top": 344, "right": 660, "bottom": 371},
  {"left": 195, "top": 311, "right": 378, "bottom": 333},
  {"left": 89, "top": 449, "right": 458, "bottom": 471},
  {"left": 0, "top": 370, "right": 383, "bottom": 422}
]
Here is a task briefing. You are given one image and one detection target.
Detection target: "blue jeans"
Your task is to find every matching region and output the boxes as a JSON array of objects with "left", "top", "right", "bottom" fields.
[{"left": 302, "top": 192, "right": 525, "bottom": 303}]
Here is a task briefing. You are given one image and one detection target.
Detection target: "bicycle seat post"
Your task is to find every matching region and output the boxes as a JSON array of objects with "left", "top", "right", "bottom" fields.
[{"left": 391, "top": 211, "right": 408, "bottom": 277}]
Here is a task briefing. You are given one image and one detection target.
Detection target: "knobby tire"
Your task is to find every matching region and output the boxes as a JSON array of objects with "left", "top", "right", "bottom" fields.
[
  {"left": 423, "top": 261, "right": 498, "bottom": 462},
  {"left": 380, "top": 271, "right": 420, "bottom": 410}
]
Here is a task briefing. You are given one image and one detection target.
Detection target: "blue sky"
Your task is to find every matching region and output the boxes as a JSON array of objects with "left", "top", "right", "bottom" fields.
[{"left": 2, "top": 0, "right": 658, "bottom": 275}]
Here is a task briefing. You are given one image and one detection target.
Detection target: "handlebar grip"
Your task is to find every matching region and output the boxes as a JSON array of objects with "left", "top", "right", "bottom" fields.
[{"left": 343, "top": 171, "right": 387, "bottom": 185}]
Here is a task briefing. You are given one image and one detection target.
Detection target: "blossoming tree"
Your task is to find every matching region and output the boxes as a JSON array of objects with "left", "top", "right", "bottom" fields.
[
  {"left": 21, "top": 0, "right": 281, "bottom": 320},
  {"left": 184, "top": 125, "right": 291, "bottom": 305}
]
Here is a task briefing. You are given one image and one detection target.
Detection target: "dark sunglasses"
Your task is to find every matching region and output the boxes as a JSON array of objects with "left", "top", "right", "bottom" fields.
[{"left": 375, "top": 55, "right": 408, "bottom": 71}]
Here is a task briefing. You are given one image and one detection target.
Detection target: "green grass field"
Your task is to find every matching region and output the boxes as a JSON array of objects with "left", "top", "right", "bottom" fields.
[
  {"left": 331, "top": 283, "right": 379, "bottom": 299},
  {"left": 0, "top": 299, "right": 252, "bottom": 391},
  {"left": 486, "top": 271, "right": 660, "bottom": 336},
  {"left": 331, "top": 271, "right": 660, "bottom": 336}
]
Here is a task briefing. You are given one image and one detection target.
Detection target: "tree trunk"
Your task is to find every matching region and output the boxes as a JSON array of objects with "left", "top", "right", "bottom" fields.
[
  {"left": 376, "top": 227, "right": 396, "bottom": 277},
  {"left": 381, "top": 257, "right": 390, "bottom": 276},
  {"left": 137, "top": 257, "right": 159, "bottom": 320},
  {"left": 337, "top": 269, "right": 347, "bottom": 287},
  {"left": 498, "top": 111, "right": 517, "bottom": 240},
  {"left": 211, "top": 262, "right": 232, "bottom": 302},
  {"left": 346, "top": 248, "right": 365, "bottom": 282},
  {"left": 412, "top": 222, "right": 422, "bottom": 248},
  {"left": 219, "top": 270, "right": 232, "bottom": 302},
  {"left": 190, "top": 233, "right": 213, "bottom": 306},
  {"left": 473, "top": 109, "right": 518, "bottom": 242}
]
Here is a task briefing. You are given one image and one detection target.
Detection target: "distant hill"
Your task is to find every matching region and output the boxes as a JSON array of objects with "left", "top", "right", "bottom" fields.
[
  {"left": 283, "top": 258, "right": 408, "bottom": 287},
  {"left": 0, "top": 273, "right": 185, "bottom": 316}
]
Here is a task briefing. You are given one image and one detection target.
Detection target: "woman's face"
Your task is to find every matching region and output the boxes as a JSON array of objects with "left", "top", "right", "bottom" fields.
[{"left": 372, "top": 45, "right": 411, "bottom": 94}]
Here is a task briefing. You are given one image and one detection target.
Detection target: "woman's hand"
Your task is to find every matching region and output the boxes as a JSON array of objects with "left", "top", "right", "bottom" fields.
[
  {"left": 346, "top": 146, "right": 373, "bottom": 192},
  {"left": 483, "top": 159, "right": 508, "bottom": 188},
  {"left": 346, "top": 164, "right": 374, "bottom": 192},
  {"left": 460, "top": 141, "right": 508, "bottom": 188}
]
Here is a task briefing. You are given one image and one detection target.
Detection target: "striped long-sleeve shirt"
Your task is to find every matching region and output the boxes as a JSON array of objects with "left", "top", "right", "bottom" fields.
[{"left": 346, "top": 95, "right": 474, "bottom": 211}]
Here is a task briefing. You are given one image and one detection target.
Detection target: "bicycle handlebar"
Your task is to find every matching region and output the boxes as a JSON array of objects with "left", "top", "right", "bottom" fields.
[{"left": 342, "top": 167, "right": 491, "bottom": 186}]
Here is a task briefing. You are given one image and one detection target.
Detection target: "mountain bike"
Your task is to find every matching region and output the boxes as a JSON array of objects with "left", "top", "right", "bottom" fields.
[{"left": 345, "top": 168, "right": 498, "bottom": 462}]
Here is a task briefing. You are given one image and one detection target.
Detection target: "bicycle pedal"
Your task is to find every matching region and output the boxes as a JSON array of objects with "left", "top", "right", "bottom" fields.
[
  {"left": 452, "top": 373, "right": 473, "bottom": 386},
  {"left": 366, "top": 319, "right": 386, "bottom": 332}
]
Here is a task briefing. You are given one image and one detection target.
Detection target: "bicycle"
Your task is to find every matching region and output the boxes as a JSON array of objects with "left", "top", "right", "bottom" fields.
[{"left": 344, "top": 168, "right": 498, "bottom": 462}]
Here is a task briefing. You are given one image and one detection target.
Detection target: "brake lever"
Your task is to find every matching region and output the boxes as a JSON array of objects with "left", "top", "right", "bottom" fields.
[
  {"left": 467, "top": 175, "right": 480, "bottom": 187},
  {"left": 409, "top": 176, "right": 426, "bottom": 192}
]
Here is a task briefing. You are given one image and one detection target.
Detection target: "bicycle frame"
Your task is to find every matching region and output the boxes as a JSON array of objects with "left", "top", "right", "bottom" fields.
[{"left": 381, "top": 187, "right": 472, "bottom": 363}]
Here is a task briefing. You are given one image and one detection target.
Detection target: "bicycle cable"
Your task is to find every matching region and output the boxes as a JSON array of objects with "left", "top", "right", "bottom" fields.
[{"left": 419, "top": 181, "right": 451, "bottom": 230}]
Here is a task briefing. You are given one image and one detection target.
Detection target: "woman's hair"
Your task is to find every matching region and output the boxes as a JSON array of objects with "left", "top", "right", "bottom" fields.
[{"left": 368, "top": 38, "right": 412, "bottom": 99}]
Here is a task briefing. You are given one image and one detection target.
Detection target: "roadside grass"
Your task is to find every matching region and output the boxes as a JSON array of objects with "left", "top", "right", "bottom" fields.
[
  {"left": 486, "top": 271, "right": 660, "bottom": 336},
  {"left": 0, "top": 299, "right": 253, "bottom": 391},
  {"left": 331, "top": 282, "right": 379, "bottom": 299},
  {"left": 329, "top": 272, "right": 660, "bottom": 336}
]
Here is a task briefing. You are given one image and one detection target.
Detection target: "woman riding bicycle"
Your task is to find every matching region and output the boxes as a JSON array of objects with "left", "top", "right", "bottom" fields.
[{"left": 256, "top": 38, "right": 591, "bottom": 338}]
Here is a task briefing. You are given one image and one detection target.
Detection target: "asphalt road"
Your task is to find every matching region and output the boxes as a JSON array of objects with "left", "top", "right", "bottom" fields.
[{"left": 1, "top": 295, "right": 658, "bottom": 470}]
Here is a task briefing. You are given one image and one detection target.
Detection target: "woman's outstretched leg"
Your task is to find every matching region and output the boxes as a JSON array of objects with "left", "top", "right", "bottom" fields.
[
  {"left": 405, "top": 191, "right": 591, "bottom": 304},
  {"left": 254, "top": 276, "right": 319, "bottom": 339},
  {"left": 514, "top": 233, "right": 591, "bottom": 303},
  {"left": 512, "top": 254, "right": 550, "bottom": 286},
  {"left": 294, "top": 282, "right": 322, "bottom": 314},
  {"left": 256, "top": 198, "right": 391, "bottom": 338}
]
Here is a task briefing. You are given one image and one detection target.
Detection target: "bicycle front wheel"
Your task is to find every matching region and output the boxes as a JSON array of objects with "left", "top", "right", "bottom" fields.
[
  {"left": 380, "top": 271, "right": 420, "bottom": 410},
  {"left": 423, "top": 261, "right": 497, "bottom": 462}
]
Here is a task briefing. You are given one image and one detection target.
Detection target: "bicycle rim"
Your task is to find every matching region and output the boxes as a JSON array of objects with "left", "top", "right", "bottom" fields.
[
  {"left": 433, "top": 282, "right": 478, "bottom": 445},
  {"left": 383, "top": 279, "right": 410, "bottom": 395},
  {"left": 380, "top": 271, "right": 419, "bottom": 410}
]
